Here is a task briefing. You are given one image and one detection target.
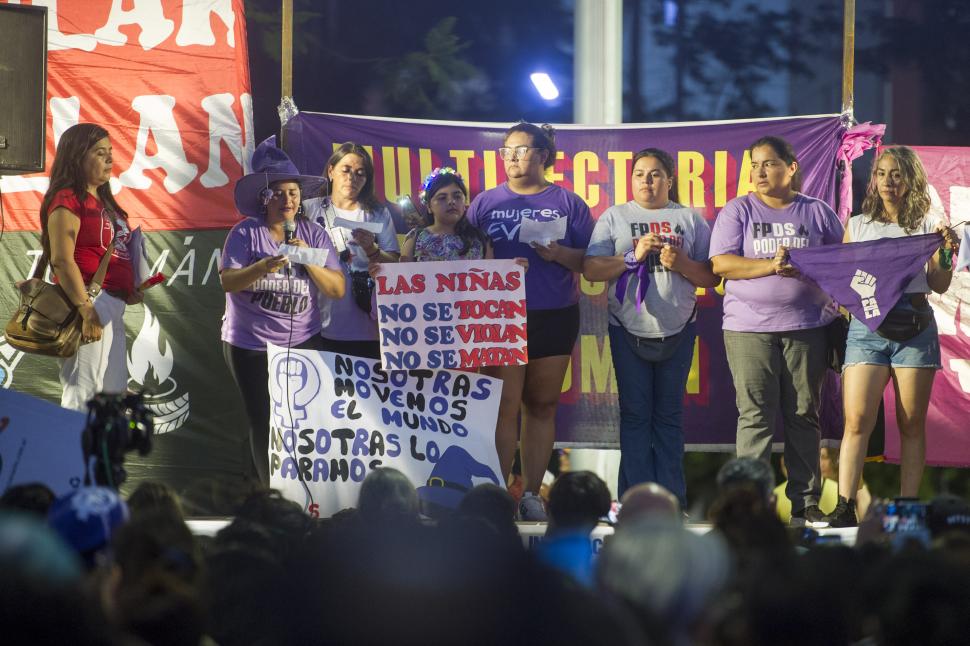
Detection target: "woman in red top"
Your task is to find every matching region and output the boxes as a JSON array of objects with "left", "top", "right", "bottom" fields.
[{"left": 41, "top": 123, "right": 139, "bottom": 411}]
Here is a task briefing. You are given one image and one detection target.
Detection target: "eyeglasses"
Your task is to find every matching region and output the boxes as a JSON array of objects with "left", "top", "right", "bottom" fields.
[{"left": 498, "top": 146, "right": 543, "bottom": 161}]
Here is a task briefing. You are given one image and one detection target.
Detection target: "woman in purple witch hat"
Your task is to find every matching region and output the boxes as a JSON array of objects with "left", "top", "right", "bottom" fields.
[
  {"left": 826, "top": 146, "right": 959, "bottom": 527},
  {"left": 220, "top": 139, "right": 344, "bottom": 485},
  {"left": 583, "top": 148, "right": 718, "bottom": 510}
]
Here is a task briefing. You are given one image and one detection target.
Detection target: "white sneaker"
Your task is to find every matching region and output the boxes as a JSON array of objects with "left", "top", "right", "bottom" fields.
[{"left": 518, "top": 492, "right": 547, "bottom": 521}]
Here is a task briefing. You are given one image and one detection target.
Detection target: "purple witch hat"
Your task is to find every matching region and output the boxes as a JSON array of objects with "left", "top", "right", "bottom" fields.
[{"left": 234, "top": 137, "right": 326, "bottom": 219}]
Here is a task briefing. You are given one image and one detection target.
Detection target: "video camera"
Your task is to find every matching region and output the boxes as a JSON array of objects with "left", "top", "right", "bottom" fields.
[{"left": 82, "top": 392, "right": 154, "bottom": 488}]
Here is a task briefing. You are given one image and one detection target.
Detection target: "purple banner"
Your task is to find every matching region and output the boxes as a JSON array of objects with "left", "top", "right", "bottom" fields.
[{"left": 285, "top": 112, "right": 847, "bottom": 449}]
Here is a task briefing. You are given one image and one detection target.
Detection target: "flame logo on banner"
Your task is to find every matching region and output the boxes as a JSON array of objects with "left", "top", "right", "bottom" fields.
[
  {"left": 128, "top": 308, "right": 174, "bottom": 386},
  {"left": 127, "top": 306, "right": 190, "bottom": 434},
  {"left": 0, "top": 336, "right": 26, "bottom": 389}
]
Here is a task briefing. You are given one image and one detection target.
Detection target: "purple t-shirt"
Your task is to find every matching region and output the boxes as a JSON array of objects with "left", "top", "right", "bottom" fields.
[
  {"left": 708, "top": 193, "right": 844, "bottom": 332},
  {"left": 467, "top": 183, "right": 593, "bottom": 310},
  {"left": 220, "top": 218, "right": 341, "bottom": 350}
]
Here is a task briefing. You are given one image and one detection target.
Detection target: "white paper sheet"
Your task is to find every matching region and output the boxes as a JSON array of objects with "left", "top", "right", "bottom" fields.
[
  {"left": 332, "top": 216, "right": 384, "bottom": 234},
  {"left": 518, "top": 216, "right": 567, "bottom": 246},
  {"left": 128, "top": 226, "right": 151, "bottom": 285},
  {"left": 278, "top": 244, "right": 331, "bottom": 267}
]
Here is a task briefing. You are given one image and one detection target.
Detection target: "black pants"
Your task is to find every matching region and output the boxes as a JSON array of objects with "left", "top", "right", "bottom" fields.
[
  {"left": 319, "top": 336, "right": 380, "bottom": 360},
  {"left": 223, "top": 337, "right": 324, "bottom": 486}
]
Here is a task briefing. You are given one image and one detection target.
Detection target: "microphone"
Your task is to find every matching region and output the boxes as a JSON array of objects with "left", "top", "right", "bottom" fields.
[{"left": 283, "top": 219, "right": 295, "bottom": 276}]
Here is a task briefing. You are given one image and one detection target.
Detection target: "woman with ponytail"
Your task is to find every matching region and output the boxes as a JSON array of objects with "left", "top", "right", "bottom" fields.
[{"left": 467, "top": 121, "right": 594, "bottom": 521}]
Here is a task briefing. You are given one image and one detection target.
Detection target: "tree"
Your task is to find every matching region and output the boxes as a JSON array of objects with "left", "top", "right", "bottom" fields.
[{"left": 377, "top": 18, "right": 493, "bottom": 119}]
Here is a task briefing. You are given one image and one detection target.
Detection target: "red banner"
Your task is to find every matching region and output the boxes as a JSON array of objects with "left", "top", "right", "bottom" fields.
[
  {"left": 0, "top": 0, "right": 252, "bottom": 232},
  {"left": 884, "top": 145, "right": 970, "bottom": 466}
]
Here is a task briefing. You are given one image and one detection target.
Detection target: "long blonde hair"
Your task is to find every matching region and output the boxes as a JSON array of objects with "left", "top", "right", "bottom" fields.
[{"left": 860, "top": 146, "right": 931, "bottom": 233}]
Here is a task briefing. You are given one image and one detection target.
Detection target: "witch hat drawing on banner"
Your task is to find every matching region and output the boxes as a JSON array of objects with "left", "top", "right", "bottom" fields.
[{"left": 417, "top": 445, "right": 501, "bottom": 516}]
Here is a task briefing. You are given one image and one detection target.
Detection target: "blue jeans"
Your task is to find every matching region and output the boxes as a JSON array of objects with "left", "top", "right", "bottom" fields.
[{"left": 609, "top": 322, "right": 696, "bottom": 506}]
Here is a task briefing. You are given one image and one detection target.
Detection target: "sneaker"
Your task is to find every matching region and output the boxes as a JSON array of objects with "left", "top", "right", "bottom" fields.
[
  {"left": 791, "top": 504, "right": 829, "bottom": 528},
  {"left": 824, "top": 496, "right": 858, "bottom": 528},
  {"left": 518, "top": 492, "right": 548, "bottom": 522}
]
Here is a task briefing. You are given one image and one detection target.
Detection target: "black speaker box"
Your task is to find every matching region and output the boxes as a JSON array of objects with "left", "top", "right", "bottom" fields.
[{"left": 0, "top": 4, "right": 48, "bottom": 174}]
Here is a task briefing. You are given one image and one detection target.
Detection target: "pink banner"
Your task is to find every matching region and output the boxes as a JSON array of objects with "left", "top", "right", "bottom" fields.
[{"left": 884, "top": 145, "right": 970, "bottom": 466}]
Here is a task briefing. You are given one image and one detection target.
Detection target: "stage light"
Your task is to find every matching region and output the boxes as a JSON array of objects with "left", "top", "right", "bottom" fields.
[{"left": 530, "top": 72, "right": 560, "bottom": 101}]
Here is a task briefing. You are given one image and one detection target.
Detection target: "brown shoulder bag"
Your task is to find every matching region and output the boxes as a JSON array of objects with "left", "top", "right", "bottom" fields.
[{"left": 5, "top": 240, "right": 115, "bottom": 358}]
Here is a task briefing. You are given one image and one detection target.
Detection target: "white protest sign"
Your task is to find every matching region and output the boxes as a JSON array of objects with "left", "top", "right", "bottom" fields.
[
  {"left": 266, "top": 346, "right": 504, "bottom": 518},
  {"left": 374, "top": 259, "right": 528, "bottom": 370},
  {"left": 0, "top": 388, "right": 86, "bottom": 496},
  {"left": 519, "top": 216, "right": 567, "bottom": 246}
]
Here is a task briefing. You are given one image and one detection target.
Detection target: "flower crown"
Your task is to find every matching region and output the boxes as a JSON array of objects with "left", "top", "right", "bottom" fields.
[{"left": 419, "top": 167, "right": 463, "bottom": 205}]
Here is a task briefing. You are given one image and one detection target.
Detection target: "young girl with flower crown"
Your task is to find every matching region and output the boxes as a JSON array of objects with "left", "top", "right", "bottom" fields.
[{"left": 400, "top": 167, "right": 492, "bottom": 262}]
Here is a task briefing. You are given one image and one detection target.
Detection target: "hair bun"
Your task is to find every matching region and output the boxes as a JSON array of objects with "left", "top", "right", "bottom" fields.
[{"left": 540, "top": 123, "right": 557, "bottom": 140}]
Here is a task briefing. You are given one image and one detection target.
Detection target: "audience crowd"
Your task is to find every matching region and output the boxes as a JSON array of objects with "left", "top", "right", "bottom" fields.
[{"left": 3, "top": 458, "right": 970, "bottom": 646}]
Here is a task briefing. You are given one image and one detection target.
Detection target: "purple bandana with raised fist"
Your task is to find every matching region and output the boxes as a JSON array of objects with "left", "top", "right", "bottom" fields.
[{"left": 789, "top": 233, "right": 942, "bottom": 331}]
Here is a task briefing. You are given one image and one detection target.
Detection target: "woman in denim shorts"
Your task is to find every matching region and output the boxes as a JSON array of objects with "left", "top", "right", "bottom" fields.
[{"left": 826, "top": 147, "right": 959, "bottom": 527}]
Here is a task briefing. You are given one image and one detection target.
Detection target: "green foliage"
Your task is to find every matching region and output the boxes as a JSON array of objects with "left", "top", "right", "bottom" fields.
[
  {"left": 378, "top": 17, "right": 493, "bottom": 118},
  {"left": 245, "top": 3, "right": 320, "bottom": 63},
  {"left": 632, "top": 0, "right": 840, "bottom": 121}
]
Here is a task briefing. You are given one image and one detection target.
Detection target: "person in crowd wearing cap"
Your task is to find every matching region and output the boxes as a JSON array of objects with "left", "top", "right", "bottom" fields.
[
  {"left": 221, "top": 139, "right": 345, "bottom": 486},
  {"left": 304, "top": 143, "right": 401, "bottom": 360},
  {"left": 47, "top": 486, "right": 129, "bottom": 569},
  {"left": 466, "top": 121, "right": 594, "bottom": 521},
  {"left": 40, "top": 123, "right": 139, "bottom": 412},
  {"left": 827, "top": 146, "right": 959, "bottom": 528},
  {"left": 584, "top": 147, "right": 717, "bottom": 511}
]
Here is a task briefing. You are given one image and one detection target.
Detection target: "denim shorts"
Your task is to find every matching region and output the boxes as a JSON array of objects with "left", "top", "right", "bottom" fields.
[{"left": 843, "top": 313, "right": 941, "bottom": 370}]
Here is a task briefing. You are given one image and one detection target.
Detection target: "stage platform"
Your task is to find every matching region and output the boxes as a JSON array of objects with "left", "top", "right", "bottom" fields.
[{"left": 185, "top": 518, "right": 859, "bottom": 547}]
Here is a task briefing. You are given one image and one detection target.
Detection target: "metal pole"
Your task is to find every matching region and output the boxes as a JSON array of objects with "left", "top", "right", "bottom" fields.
[
  {"left": 841, "top": 0, "right": 855, "bottom": 122},
  {"left": 280, "top": 0, "right": 293, "bottom": 145},
  {"left": 574, "top": 0, "right": 623, "bottom": 124}
]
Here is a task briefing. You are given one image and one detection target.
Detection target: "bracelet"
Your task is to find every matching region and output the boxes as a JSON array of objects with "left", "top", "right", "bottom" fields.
[
  {"left": 623, "top": 249, "right": 641, "bottom": 270},
  {"left": 367, "top": 245, "right": 381, "bottom": 259},
  {"left": 940, "top": 247, "right": 953, "bottom": 271}
]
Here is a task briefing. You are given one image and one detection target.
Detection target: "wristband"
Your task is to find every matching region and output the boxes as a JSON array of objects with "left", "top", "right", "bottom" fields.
[
  {"left": 940, "top": 247, "right": 953, "bottom": 271},
  {"left": 367, "top": 245, "right": 380, "bottom": 259},
  {"left": 623, "top": 249, "right": 641, "bottom": 270}
]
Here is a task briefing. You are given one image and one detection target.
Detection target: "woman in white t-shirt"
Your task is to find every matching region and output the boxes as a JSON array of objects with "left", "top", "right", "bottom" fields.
[
  {"left": 826, "top": 146, "right": 959, "bottom": 527},
  {"left": 583, "top": 148, "right": 718, "bottom": 508},
  {"left": 304, "top": 143, "right": 400, "bottom": 359}
]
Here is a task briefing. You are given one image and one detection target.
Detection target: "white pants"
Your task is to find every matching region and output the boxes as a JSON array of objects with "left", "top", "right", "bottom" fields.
[{"left": 59, "top": 292, "right": 128, "bottom": 412}]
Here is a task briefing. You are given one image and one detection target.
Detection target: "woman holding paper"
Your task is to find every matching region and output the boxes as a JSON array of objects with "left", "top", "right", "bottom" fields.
[
  {"left": 220, "top": 140, "right": 344, "bottom": 485},
  {"left": 583, "top": 148, "right": 718, "bottom": 508},
  {"left": 41, "top": 123, "right": 139, "bottom": 411},
  {"left": 305, "top": 143, "right": 400, "bottom": 359},
  {"left": 709, "top": 135, "right": 843, "bottom": 528},
  {"left": 467, "top": 122, "right": 594, "bottom": 521},
  {"left": 827, "top": 146, "right": 959, "bottom": 527}
]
